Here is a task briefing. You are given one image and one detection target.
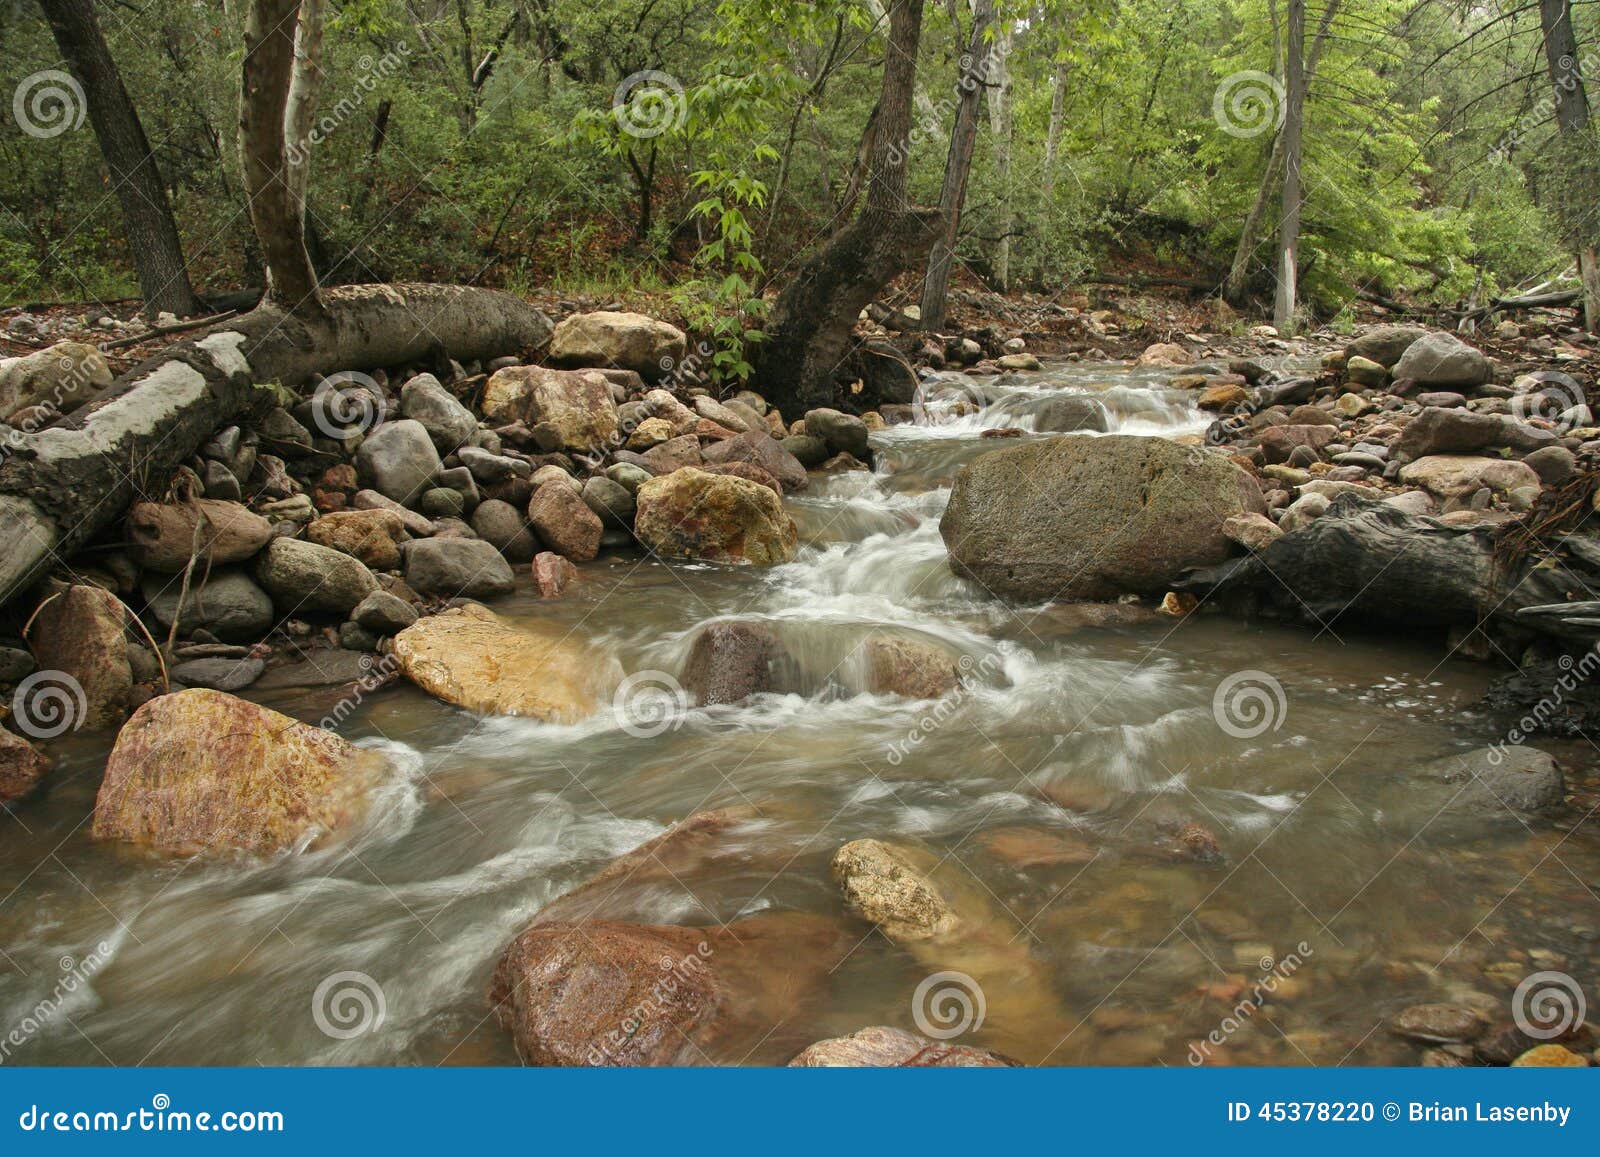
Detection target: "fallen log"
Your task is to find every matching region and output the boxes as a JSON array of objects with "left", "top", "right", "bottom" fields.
[{"left": 0, "top": 282, "right": 552, "bottom": 610}]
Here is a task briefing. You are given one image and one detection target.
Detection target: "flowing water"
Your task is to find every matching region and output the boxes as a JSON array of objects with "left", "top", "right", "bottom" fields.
[{"left": 3, "top": 363, "right": 1597, "bottom": 1067}]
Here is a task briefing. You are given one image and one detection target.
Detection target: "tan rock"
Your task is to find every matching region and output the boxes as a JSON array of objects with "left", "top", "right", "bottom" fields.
[
  {"left": 789, "top": 1025, "right": 1017, "bottom": 1067},
  {"left": 1135, "top": 342, "right": 1193, "bottom": 368},
  {"left": 625, "top": 416, "right": 674, "bottom": 449},
  {"left": 548, "top": 311, "right": 687, "bottom": 380},
  {"left": 27, "top": 584, "right": 131, "bottom": 731},
  {"left": 633, "top": 468, "right": 798, "bottom": 565},
  {"left": 861, "top": 634, "right": 959, "bottom": 699},
  {"left": 305, "top": 508, "right": 409, "bottom": 571},
  {"left": 480, "top": 366, "right": 619, "bottom": 452},
  {"left": 1224, "top": 512, "right": 1283, "bottom": 552},
  {"left": 126, "top": 499, "right": 274, "bottom": 573},
  {"left": 390, "top": 603, "right": 605, "bottom": 720},
  {"left": 91, "top": 688, "right": 392, "bottom": 855},
  {"left": 1398, "top": 455, "right": 1541, "bottom": 499},
  {"left": 0, "top": 341, "right": 112, "bottom": 420}
]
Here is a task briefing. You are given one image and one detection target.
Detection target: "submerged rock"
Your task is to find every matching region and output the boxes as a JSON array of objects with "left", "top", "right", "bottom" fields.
[
  {"left": 861, "top": 634, "right": 959, "bottom": 699},
  {"left": 91, "top": 688, "right": 392, "bottom": 856},
  {"left": 489, "top": 912, "right": 848, "bottom": 1065},
  {"left": 940, "top": 435, "right": 1263, "bottom": 601},
  {"left": 390, "top": 603, "right": 601, "bottom": 720},
  {"left": 682, "top": 622, "right": 781, "bottom": 705},
  {"left": 789, "top": 1025, "right": 1017, "bottom": 1067}
]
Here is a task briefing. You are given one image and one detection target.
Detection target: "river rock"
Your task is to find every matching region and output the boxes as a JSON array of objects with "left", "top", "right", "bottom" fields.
[
  {"left": 305, "top": 508, "right": 409, "bottom": 571},
  {"left": 126, "top": 499, "right": 273, "bottom": 573},
  {"left": 1224, "top": 512, "right": 1282, "bottom": 552},
  {"left": 1393, "top": 332, "right": 1492, "bottom": 387},
  {"left": 140, "top": 569, "right": 274, "bottom": 642},
  {"left": 1411, "top": 746, "right": 1565, "bottom": 817},
  {"left": 547, "top": 311, "right": 686, "bottom": 380},
  {"left": 682, "top": 622, "right": 781, "bottom": 705},
  {"left": 1135, "top": 342, "right": 1192, "bottom": 368},
  {"left": 390, "top": 603, "right": 601, "bottom": 719},
  {"left": 832, "top": 838, "right": 956, "bottom": 940},
  {"left": 781, "top": 434, "right": 829, "bottom": 467},
  {"left": 939, "top": 435, "right": 1264, "bottom": 601},
  {"left": 694, "top": 395, "right": 752, "bottom": 432},
  {"left": 861, "top": 634, "right": 959, "bottom": 699},
  {"left": 481, "top": 366, "right": 620, "bottom": 452},
  {"left": 255, "top": 537, "right": 379, "bottom": 614},
  {"left": 633, "top": 468, "right": 798, "bottom": 565},
  {"left": 633, "top": 433, "right": 704, "bottom": 475},
  {"left": 531, "top": 552, "right": 578, "bottom": 597},
  {"left": 639, "top": 388, "right": 699, "bottom": 435},
  {"left": 1391, "top": 1004, "right": 1485, "bottom": 1044},
  {"left": 355, "top": 419, "right": 440, "bottom": 505},
  {"left": 702, "top": 430, "right": 808, "bottom": 492},
  {"left": 169, "top": 656, "right": 265, "bottom": 692},
  {"left": 24, "top": 584, "right": 132, "bottom": 731},
  {"left": 0, "top": 727, "right": 50, "bottom": 802},
  {"left": 489, "top": 912, "right": 847, "bottom": 1065},
  {"left": 1523, "top": 445, "right": 1577, "bottom": 486},
  {"left": 399, "top": 373, "right": 477, "bottom": 452},
  {"left": 470, "top": 498, "right": 540, "bottom": 562},
  {"left": 1257, "top": 424, "right": 1338, "bottom": 463},
  {"left": 1396, "top": 407, "right": 1555, "bottom": 458},
  {"left": 1346, "top": 325, "right": 1428, "bottom": 368},
  {"left": 351, "top": 590, "right": 418, "bottom": 635},
  {"left": 399, "top": 537, "right": 515, "bottom": 599},
  {"left": 1398, "top": 455, "right": 1541, "bottom": 500},
  {"left": 1033, "top": 395, "right": 1110, "bottom": 433},
  {"left": 91, "top": 688, "right": 392, "bottom": 855},
  {"left": 803, "top": 408, "right": 870, "bottom": 458},
  {"left": 527, "top": 481, "right": 603, "bottom": 561},
  {"left": 789, "top": 1026, "right": 1016, "bottom": 1067},
  {"left": 580, "top": 476, "right": 637, "bottom": 531}
]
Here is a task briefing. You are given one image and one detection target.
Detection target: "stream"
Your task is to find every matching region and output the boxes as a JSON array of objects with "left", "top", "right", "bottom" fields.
[{"left": 3, "top": 362, "right": 1597, "bottom": 1066}]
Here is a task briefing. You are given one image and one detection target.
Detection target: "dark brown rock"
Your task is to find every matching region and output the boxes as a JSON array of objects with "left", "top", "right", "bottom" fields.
[{"left": 682, "top": 623, "right": 781, "bottom": 705}]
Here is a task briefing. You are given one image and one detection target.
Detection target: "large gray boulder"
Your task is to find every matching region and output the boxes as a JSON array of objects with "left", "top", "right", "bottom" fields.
[
  {"left": 1392, "top": 332, "right": 1492, "bottom": 388},
  {"left": 399, "top": 373, "right": 477, "bottom": 452},
  {"left": 354, "top": 418, "right": 441, "bottom": 504},
  {"left": 400, "top": 537, "right": 516, "bottom": 599},
  {"left": 141, "top": 569, "right": 274, "bottom": 642},
  {"left": 1345, "top": 325, "right": 1429, "bottom": 368},
  {"left": 255, "top": 538, "right": 379, "bottom": 614},
  {"left": 939, "top": 435, "right": 1264, "bottom": 601}
]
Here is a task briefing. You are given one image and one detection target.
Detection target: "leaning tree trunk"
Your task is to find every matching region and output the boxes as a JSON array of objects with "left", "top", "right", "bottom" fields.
[
  {"left": 919, "top": 0, "right": 996, "bottom": 332},
  {"left": 752, "top": 0, "right": 938, "bottom": 414},
  {"left": 1272, "top": 0, "right": 1305, "bottom": 333},
  {"left": 1539, "top": 0, "right": 1600, "bottom": 331},
  {"left": 39, "top": 0, "right": 201, "bottom": 318},
  {"left": 0, "top": 285, "right": 553, "bottom": 610}
]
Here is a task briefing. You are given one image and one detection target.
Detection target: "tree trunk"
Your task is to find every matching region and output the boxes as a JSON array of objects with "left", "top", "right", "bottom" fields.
[
  {"left": 0, "top": 285, "right": 553, "bottom": 610},
  {"left": 39, "top": 0, "right": 201, "bottom": 318},
  {"left": 1042, "top": 59, "right": 1068, "bottom": 198},
  {"left": 752, "top": 0, "right": 938, "bottom": 414},
  {"left": 983, "top": 22, "right": 1014, "bottom": 292},
  {"left": 1225, "top": 0, "right": 1339, "bottom": 307},
  {"left": 1539, "top": 0, "right": 1600, "bottom": 331},
  {"left": 1272, "top": 0, "right": 1305, "bottom": 333},
  {"left": 241, "top": 0, "right": 323, "bottom": 312},
  {"left": 919, "top": 0, "right": 995, "bottom": 332}
]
